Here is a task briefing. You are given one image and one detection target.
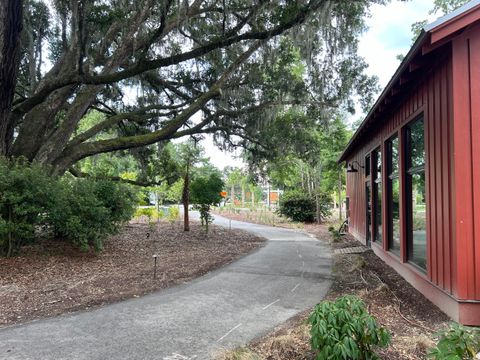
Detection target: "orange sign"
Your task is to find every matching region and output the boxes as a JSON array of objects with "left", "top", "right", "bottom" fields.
[{"left": 220, "top": 191, "right": 227, "bottom": 198}]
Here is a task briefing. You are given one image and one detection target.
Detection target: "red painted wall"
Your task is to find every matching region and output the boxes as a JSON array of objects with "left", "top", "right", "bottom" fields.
[
  {"left": 345, "top": 52, "right": 456, "bottom": 294},
  {"left": 451, "top": 22, "right": 480, "bottom": 302}
]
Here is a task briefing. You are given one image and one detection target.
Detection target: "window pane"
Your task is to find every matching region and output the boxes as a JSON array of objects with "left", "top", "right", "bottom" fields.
[
  {"left": 410, "top": 172, "right": 426, "bottom": 269},
  {"left": 409, "top": 118, "right": 425, "bottom": 169},
  {"left": 365, "top": 155, "right": 371, "bottom": 177},
  {"left": 374, "top": 149, "right": 382, "bottom": 180},
  {"left": 390, "top": 178, "right": 400, "bottom": 254},
  {"left": 389, "top": 136, "right": 399, "bottom": 175},
  {"left": 374, "top": 182, "right": 382, "bottom": 242}
]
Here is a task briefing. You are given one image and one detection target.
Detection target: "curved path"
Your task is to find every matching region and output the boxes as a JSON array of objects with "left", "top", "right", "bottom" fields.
[{"left": 0, "top": 213, "right": 332, "bottom": 360}]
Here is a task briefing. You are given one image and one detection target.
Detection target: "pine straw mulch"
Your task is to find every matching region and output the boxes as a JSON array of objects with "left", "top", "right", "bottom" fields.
[
  {"left": 220, "top": 225, "right": 450, "bottom": 360},
  {"left": 0, "top": 220, "right": 265, "bottom": 328}
]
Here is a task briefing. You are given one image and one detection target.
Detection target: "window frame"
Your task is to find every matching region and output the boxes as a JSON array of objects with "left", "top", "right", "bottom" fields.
[
  {"left": 365, "top": 154, "right": 372, "bottom": 246},
  {"left": 404, "top": 115, "right": 427, "bottom": 271},
  {"left": 386, "top": 134, "right": 400, "bottom": 256},
  {"left": 372, "top": 147, "right": 382, "bottom": 243}
]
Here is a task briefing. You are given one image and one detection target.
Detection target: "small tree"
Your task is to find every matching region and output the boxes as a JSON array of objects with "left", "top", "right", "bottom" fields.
[
  {"left": 178, "top": 141, "right": 203, "bottom": 232},
  {"left": 191, "top": 173, "right": 224, "bottom": 233}
]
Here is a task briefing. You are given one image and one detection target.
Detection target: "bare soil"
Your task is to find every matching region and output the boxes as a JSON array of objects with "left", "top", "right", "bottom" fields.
[
  {"left": 213, "top": 214, "right": 450, "bottom": 360},
  {"left": 0, "top": 220, "right": 265, "bottom": 327}
]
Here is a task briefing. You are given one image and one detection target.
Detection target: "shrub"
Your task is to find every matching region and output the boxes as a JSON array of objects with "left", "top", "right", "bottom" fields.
[
  {"left": 278, "top": 190, "right": 316, "bottom": 222},
  {"left": 167, "top": 206, "right": 179, "bottom": 223},
  {"left": 308, "top": 295, "right": 391, "bottom": 360},
  {"left": 0, "top": 158, "right": 56, "bottom": 256},
  {"left": 134, "top": 207, "right": 157, "bottom": 221},
  {"left": 48, "top": 178, "right": 137, "bottom": 251},
  {"left": 428, "top": 323, "right": 480, "bottom": 360},
  {"left": 0, "top": 157, "right": 137, "bottom": 255}
]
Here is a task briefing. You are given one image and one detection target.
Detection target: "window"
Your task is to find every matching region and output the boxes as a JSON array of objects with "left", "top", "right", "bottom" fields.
[
  {"left": 365, "top": 154, "right": 371, "bottom": 177},
  {"left": 365, "top": 154, "right": 372, "bottom": 245},
  {"left": 387, "top": 135, "right": 400, "bottom": 254},
  {"left": 373, "top": 148, "right": 382, "bottom": 243},
  {"left": 405, "top": 117, "right": 426, "bottom": 270}
]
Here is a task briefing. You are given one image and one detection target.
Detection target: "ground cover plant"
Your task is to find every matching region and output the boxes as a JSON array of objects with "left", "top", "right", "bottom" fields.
[
  {"left": 428, "top": 323, "right": 480, "bottom": 360},
  {"left": 308, "top": 295, "right": 391, "bottom": 359}
]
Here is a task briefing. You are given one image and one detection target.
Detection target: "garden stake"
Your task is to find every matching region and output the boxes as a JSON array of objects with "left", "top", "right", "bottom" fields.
[{"left": 153, "top": 254, "right": 158, "bottom": 279}]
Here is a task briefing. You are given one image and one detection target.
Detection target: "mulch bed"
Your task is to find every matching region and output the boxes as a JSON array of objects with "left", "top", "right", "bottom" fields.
[
  {"left": 243, "top": 224, "right": 450, "bottom": 360},
  {"left": 0, "top": 220, "right": 265, "bottom": 327}
]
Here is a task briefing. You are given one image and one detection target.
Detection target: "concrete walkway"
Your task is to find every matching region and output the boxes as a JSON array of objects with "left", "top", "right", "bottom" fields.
[{"left": 0, "top": 213, "right": 332, "bottom": 360}]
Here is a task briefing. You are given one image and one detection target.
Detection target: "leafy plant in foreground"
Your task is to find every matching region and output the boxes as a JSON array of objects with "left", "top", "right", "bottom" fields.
[
  {"left": 428, "top": 323, "right": 480, "bottom": 360},
  {"left": 308, "top": 295, "right": 391, "bottom": 360}
]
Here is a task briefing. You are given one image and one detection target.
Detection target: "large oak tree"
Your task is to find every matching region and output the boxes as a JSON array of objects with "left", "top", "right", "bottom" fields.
[{"left": 0, "top": 0, "right": 382, "bottom": 176}]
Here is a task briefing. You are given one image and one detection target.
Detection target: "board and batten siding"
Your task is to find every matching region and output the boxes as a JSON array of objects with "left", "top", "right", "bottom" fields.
[
  {"left": 452, "top": 22, "right": 480, "bottom": 302},
  {"left": 345, "top": 52, "right": 457, "bottom": 297}
]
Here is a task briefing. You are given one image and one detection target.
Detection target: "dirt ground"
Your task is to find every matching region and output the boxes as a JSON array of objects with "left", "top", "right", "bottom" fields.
[
  {"left": 216, "top": 214, "right": 450, "bottom": 360},
  {"left": 0, "top": 220, "right": 265, "bottom": 327}
]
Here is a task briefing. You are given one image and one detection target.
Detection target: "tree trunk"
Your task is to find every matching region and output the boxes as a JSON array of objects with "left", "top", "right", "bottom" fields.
[
  {"left": 251, "top": 189, "right": 255, "bottom": 207},
  {"left": 316, "top": 194, "right": 321, "bottom": 225},
  {"left": 182, "top": 162, "right": 190, "bottom": 232},
  {"left": 241, "top": 185, "right": 245, "bottom": 207},
  {"left": 0, "top": 0, "right": 23, "bottom": 155},
  {"left": 230, "top": 184, "right": 235, "bottom": 206}
]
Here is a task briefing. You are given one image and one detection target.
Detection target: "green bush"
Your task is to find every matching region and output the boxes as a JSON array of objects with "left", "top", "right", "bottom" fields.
[
  {"left": 134, "top": 207, "right": 158, "bottom": 221},
  {"left": 0, "top": 158, "right": 56, "bottom": 256},
  {"left": 278, "top": 190, "right": 316, "bottom": 222},
  {"left": 0, "top": 157, "right": 137, "bottom": 255},
  {"left": 57, "top": 179, "right": 135, "bottom": 250},
  {"left": 49, "top": 179, "right": 136, "bottom": 251},
  {"left": 428, "top": 323, "right": 480, "bottom": 359},
  {"left": 308, "top": 295, "right": 391, "bottom": 360},
  {"left": 167, "top": 206, "right": 179, "bottom": 223}
]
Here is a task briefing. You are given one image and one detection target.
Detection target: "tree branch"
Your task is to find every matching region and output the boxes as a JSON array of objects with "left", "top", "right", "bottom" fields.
[
  {"left": 68, "top": 167, "right": 170, "bottom": 187},
  {"left": 53, "top": 41, "right": 263, "bottom": 172},
  {"left": 13, "top": 1, "right": 321, "bottom": 116}
]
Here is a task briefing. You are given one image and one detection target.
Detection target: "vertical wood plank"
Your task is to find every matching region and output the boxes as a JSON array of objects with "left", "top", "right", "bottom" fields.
[
  {"left": 435, "top": 64, "right": 445, "bottom": 288},
  {"left": 430, "top": 71, "right": 438, "bottom": 285},
  {"left": 441, "top": 60, "right": 452, "bottom": 293},
  {"left": 469, "top": 34, "right": 480, "bottom": 300},
  {"left": 452, "top": 36, "right": 474, "bottom": 299}
]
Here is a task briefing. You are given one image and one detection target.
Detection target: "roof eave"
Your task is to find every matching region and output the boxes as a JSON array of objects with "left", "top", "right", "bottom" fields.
[{"left": 337, "top": 30, "right": 428, "bottom": 163}]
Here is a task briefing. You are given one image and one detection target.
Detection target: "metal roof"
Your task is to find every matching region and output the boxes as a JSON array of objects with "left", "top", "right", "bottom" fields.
[
  {"left": 424, "top": 0, "right": 480, "bottom": 31},
  {"left": 338, "top": 0, "right": 480, "bottom": 163}
]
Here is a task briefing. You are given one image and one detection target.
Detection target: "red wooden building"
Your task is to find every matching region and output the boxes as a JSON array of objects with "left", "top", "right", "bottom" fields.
[{"left": 339, "top": 0, "right": 480, "bottom": 325}]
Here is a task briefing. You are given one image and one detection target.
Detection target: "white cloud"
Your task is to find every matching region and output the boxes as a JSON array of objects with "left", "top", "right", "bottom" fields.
[{"left": 358, "top": 0, "right": 434, "bottom": 88}]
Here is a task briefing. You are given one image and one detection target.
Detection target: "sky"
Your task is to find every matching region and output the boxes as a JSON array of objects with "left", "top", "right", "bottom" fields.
[{"left": 202, "top": 0, "right": 438, "bottom": 170}]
